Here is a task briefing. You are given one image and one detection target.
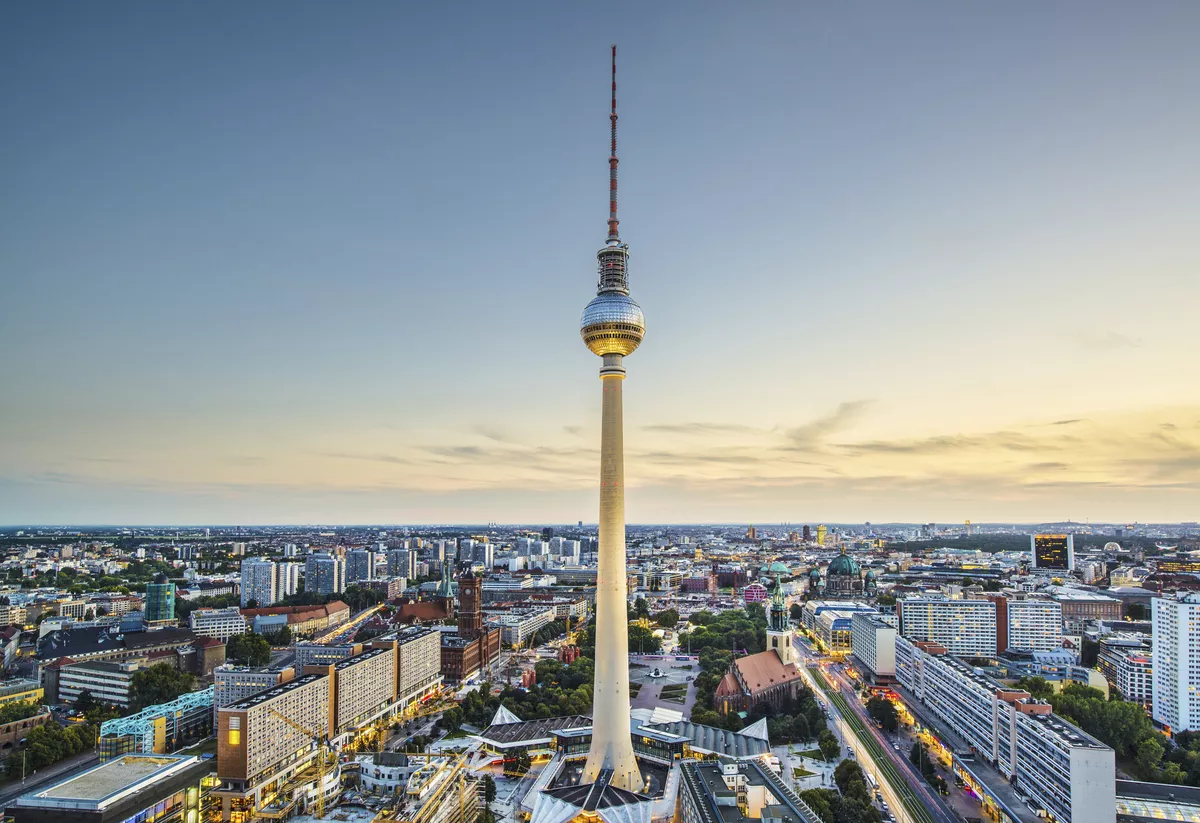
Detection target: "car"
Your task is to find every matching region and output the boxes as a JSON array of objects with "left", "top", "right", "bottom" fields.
[{"left": 893, "top": 743, "right": 900, "bottom": 751}]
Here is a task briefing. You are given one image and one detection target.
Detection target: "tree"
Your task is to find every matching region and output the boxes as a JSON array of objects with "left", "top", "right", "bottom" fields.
[
  {"left": 1079, "top": 637, "right": 1100, "bottom": 668},
  {"left": 75, "top": 689, "right": 98, "bottom": 715},
  {"left": 1015, "top": 676, "right": 1055, "bottom": 700},
  {"left": 628, "top": 624, "right": 662, "bottom": 654},
  {"left": 1136, "top": 736, "right": 1165, "bottom": 779},
  {"left": 790, "top": 603, "right": 803, "bottom": 621},
  {"left": 633, "top": 597, "right": 650, "bottom": 619},
  {"left": 1125, "top": 603, "right": 1148, "bottom": 621},
  {"left": 129, "top": 664, "right": 195, "bottom": 711},
  {"left": 263, "top": 626, "right": 293, "bottom": 646},
  {"left": 482, "top": 774, "right": 497, "bottom": 803},
  {"left": 866, "top": 696, "right": 899, "bottom": 732},
  {"left": 654, "top": 609, "right": 680, "bottom": 628},
  {"left": 227, "top": 632, "right": 271, "bottom": 666},
  {"left": 819, "top": 728, "right": 840, "bottom": 761}
]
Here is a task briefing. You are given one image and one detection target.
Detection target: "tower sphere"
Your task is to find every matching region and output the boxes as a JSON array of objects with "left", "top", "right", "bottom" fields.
[{"left": 580, "top": 292, "right": 645, "bottom": 357}]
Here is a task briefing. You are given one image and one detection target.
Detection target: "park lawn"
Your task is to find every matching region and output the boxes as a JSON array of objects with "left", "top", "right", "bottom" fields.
[
  {"left": 797, "top": 749, "right": 825, "bottom": 760},
  {"left": 793, "top": 767, "right": 816, "bottom": 778}
]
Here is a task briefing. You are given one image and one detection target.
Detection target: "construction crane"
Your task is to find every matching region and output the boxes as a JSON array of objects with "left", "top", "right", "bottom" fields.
[{"left": 270, "top": 708, "right": 335, "bottom": 819}]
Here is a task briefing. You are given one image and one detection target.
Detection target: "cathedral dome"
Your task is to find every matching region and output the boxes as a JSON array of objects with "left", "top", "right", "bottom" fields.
[{"left": 827, "top": 551, "right": 861, "bottom": 578}]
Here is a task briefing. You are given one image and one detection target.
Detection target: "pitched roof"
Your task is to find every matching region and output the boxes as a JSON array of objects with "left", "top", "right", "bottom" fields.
[{"left": 733, "top": 649, "right": 803, "bottom": 693}]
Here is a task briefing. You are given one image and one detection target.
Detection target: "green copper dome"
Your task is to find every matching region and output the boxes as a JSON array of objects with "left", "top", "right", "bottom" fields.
[{"left": 827, "top": 548, "right": 861, "bottom": 577}]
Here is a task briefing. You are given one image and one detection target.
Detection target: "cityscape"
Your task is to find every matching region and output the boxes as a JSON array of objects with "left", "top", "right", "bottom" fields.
[{"left": 2, "top": 7, "right": 1199, "bottom": 823}]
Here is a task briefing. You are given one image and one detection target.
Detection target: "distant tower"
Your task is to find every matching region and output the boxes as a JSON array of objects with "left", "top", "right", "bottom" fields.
[
  {"left": 816, "top": 524, "right": 828, "bottom": 546},
  {"left": 579, "top": 46, "right": 645, "bottom": 793}
]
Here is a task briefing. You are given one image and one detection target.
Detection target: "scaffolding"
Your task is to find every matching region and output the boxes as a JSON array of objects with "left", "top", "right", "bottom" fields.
[{"left": 99, "top": 686, "right": 214, "bottom": 758}]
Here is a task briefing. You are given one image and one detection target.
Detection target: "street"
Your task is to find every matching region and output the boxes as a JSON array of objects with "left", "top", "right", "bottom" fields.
[{"left": 793, "top": 631, "right": 968, "bottom": 823}]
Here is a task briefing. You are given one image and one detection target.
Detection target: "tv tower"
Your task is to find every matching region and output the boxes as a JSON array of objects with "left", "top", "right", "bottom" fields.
[{"left": 579, "top": 45, "right": 645, "bottom": 793}]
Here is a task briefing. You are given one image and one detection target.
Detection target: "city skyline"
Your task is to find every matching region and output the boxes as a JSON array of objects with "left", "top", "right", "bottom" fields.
[{"left": 3, "top": 3, "right": 1200, "bottom": 525}]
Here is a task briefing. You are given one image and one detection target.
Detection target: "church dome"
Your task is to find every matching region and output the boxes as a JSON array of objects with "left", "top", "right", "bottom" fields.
[
  {"left": 827, "top": 551, "right": 861, "bottom": 578},
  {"left": 865, "top": 569, "right": 877, "bottom": 580},
  {"left": 762, "top": 561, "right": 790, "bottom": 576}
]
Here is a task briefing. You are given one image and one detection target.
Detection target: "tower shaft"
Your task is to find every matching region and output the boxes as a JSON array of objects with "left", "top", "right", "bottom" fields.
[{"left": 582, "top": 356, "right": 643, "bottom": 792}]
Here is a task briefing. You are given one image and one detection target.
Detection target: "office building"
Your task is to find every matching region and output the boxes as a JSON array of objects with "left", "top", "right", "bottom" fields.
[
  {"left": 1031, "top": 534, "right": 1075, "bottom": 571},
  {"left": 851, "top": 612, "right": 897, "bottom": 680},
  {"left": 6, "top": 754, "right": 215, "bottom": 823},
  {"left": 240, "top": 558, "right": 276, "bottom": 608},
  {"left": 58, "top": 660, "right": 144, "bottom": 707},
  {"left": 214, "top": 665, "right": 295, "bottom": 707},
  {"left": 1153, "top": 592, "right": 1200, "bottom": 734},
  {"left": 896, "top": 637, "right": 1114, "bottom": 823},
  {"left": 346, "top": 549, "right": 374, "bottom": 583},
  {"left": 389, "top": 627, "right": 443, "bottom": 703},
  {"left": 305, "top": 552, "right": 345, "bottom": 596},
  {"left": 189, "top": 607, "right": 248, "bottom": 642},
  {"left": 1048, "top": 588, "right": 1125, "bottom": 634},
  {"left": 897, "top": 597, "right": 997, "bottom": 657},
  {"left": 144, "top": 573, "right": 176, "bottom": 625}
]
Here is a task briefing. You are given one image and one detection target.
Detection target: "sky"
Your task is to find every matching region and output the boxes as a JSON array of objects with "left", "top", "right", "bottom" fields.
[{"left": 2, "top": 2, "right": 1199, "bottom": 526}]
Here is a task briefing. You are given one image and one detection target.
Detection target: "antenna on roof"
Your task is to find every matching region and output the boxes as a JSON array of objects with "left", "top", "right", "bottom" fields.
[{"left": 606, "top": 44, "right": 620, "bottom": 246}]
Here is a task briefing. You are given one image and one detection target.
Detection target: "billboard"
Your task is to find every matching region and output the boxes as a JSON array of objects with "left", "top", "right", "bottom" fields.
[{"left": 1031, "top": 534, "right": 1074, "bottom": 570}]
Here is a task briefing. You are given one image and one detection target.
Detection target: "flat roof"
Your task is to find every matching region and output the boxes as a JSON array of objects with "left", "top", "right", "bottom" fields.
[
  {"left": 334, "top": 646, "right": 389, "bottom": 670},
  {"left": 17, "top": 755, "right": 199, "bottom": 810},
  {"left": 223, "top": 672, "right": 326, "bottom": 710}
]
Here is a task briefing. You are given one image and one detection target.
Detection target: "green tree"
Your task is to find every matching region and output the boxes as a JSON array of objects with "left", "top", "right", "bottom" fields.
[
  {"left": 633, "top": 597, "right": 650, "bottom": 619},
  {"left": 263, "top": 626, "right": 293, "bottom": 646},
  {"left": 628, "top": 624, "right": 662, "bottom": 654},
  {"left": 1016, "top": 676, "right": 1055, "bottom": 700},
  {"left": 819, "top": 728, "right": 840, "bottom": 761},
  {"left": 129, "top": 663, "right": 196, "bottom": 711},
  {"left": 1136, "top": 736, "right": 1165, "bottom": 779},
  {"left": 866, "top": 696, "right": 899, "bottom": 732},
  {"left": 1125, "top": 603, "right": 1148, "bottom": 621},
  {"left": 227, "top": 632, "right": 271, "bottom": 666},
  {"left": 654, "top": 609, "right": 680, "bottom": 628},
  {"left": 74, "top": 689, "right": 98, "bottom": 715},
  {"left": 790, "top": 603, "right": 803, "bottom": 621}
]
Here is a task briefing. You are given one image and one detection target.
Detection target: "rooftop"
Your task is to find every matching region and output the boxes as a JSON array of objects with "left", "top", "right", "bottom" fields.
[
  {"left": 222, "top": 672, "right": 326, "bottom": 711},
  {"left": 14, "top": 755, "right": 204, "bottom": 810}
]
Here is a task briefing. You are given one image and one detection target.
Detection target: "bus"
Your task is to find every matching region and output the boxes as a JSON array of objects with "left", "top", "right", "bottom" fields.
[{"left": 866, "top": 773, "right": 878, "bottom": 790}]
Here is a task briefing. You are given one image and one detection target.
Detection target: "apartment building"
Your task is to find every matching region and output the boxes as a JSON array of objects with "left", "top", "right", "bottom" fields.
[
  {"left": 305, "top": 553, "right": 345, "bottom": 596},
  {"left": 294, "top": 642, "right": 362, "bottom": 669},
  {"left": 385, "top": 627, "right": 443, "bottom": 704},
  {"left": 991, "top": 594, "right": 1063, "bottom": 653},
  {"left": 1153, "top": 592, "right": 1200, "bottom": 734},
  {"left": 240, "top": 558, "right": 276, "bottom": 608},
  {"left": 346, "top": 549, "right": 374, "bottom": 583},
  {"left": 896, "top": 636, "right": 1114, "bottom": 823},
  {"left": 491, "top": 607, "right": 556, "bottom": 646},
  {"left": 897, "top": 597, "right": 997, "bottom": 657},
  {"left": 305, "top": 646, "right": 396, "bottom": 734},
  {"left": 215, "top": 673, "right": 333, "bottom": 819},
  {"left": 189, "top": 607, "right": 248, "bottom": 642},
  {"left": 1097, "top": 635, "right": 1152, "bottom": 709},
  {"left": 851, "top": 613, "right": 897, "bottom": 680},
  {"left": 213, "top": 664, "right": 295, "bottom": 707},
  {"left": 387, "top": 549, "right": 417, "bottom": 579}
]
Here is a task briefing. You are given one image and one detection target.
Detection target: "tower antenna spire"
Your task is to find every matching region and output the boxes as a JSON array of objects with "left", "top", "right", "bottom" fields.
[{"left": 607, "top": 44, "right": 620, "bottom": 245}]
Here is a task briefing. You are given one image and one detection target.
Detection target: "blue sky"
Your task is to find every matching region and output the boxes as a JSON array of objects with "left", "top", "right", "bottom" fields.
[{"left": 2, "top": 2, "right": 1199, "bottom": 524}]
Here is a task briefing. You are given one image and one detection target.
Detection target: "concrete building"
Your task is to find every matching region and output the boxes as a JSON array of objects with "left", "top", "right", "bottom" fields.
[
  {"left": 307, "top": 646, "right": 396, "bottom": 734},
  {"left": 1153, "top": 592, "right": 1200, "bottom": 734},
  {"left": 991, "top": 594, "right": 1063, "bottom": 653},
  {"left": 7, "top": 754, "right": 214, "bottom": 823},
  {"left": 215, "top": 673, "right": 333, "bottom": 820},
  {"left": 189, "top": 606, "right": 248, "bottom": 642},
  {"left": 676, "top": 759, "right": 822, "bottom": 823},
  {"left": 897, "top": 597, "right": 997, "bottom": 657},
  {"left": 214, "top": 664, "right": 295, "bottom": 707},
  {"left": 240, "top": 558, "right": 276, "bottom": 608},
  {"left": 493, "top": 607, "right": 556, "bottom": 647},
  {"left": 346, "top": 549, "right": 374, "bottom": 584},
  {"left": 387, "top": 549, "right": 417, "bottom": 579},
  {"left": 1097, "top": 635, "right": 1152, "bottom": 709},
  {"left": 851, "top": 612, "right": 897, "bottom": 681},
  {"left": 382, "top": 626, "right": 443, "bottom": 705},
  {"left": 274, "top": 561, "right": 301, "bottom": 600},
  {"left": 57, "top": 660, "right": 144, "bottom": 707},
  {"left": 896, "top": 637, "right": 1114, "bottom": 823},
  {"left": 1047, "top": 588, "right": 1124, "bottom": 634},
  {"left": 304, "top": 553, "right": 345, "bottom": 596}
]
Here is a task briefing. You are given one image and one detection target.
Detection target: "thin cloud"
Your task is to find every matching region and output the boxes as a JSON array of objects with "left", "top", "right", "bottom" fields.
[{"left": 786, "top": 400, "right": 873, "bottom": 447}]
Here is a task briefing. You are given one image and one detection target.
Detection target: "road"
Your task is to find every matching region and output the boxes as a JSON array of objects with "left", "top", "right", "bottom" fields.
[{"left": 793, "top": 633, "right": 960, "bottom": 823}]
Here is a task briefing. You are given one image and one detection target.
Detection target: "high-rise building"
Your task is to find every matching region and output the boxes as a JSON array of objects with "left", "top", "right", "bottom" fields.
[
  {"left": 144, "top": 573, "right": 176, "bottom": 626},
  {"left": 851, "top": 613, "right": 897, "bottom": 680},
  {"left": 274, "top": 562, "right": 301, "bottom": 600},
  {"left": 387, "top": 548, "right": 416, "bottom": 578},
  {"left": 1153, "top": 591, "right": 1200, "bottom": 734},
  {"left": 988, "top": 593, "right": 1063, "bottom": 654},
  {"left": 1031, "top": 534, "right": 1075, "bottom": 571},
  {"left": 346, "top": 549, "right": 374, "bottom": 583},
  {"left": 241, "top": 558, "right": 276, "bottom": 608},
  {"left": 473, "top": 542, "right": 494, "bottom": 569},
  {"left": 816, "top": 524, "right": 828, "bottom": 546},
  {"left": 305, "top": 553, "right": 345, "bottom": 596},
  {"left": 577, "top": 46, "right": 645, "bottom": 793}
]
